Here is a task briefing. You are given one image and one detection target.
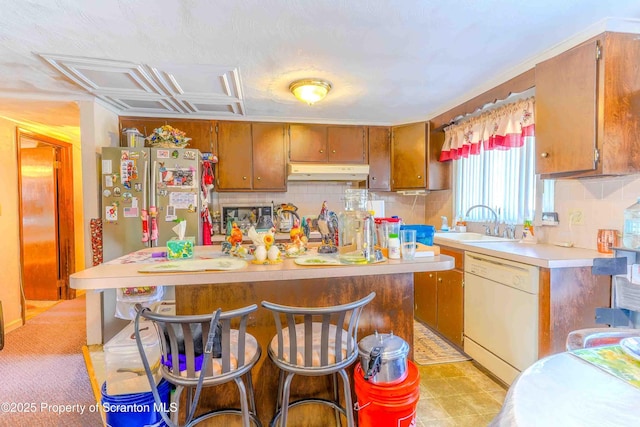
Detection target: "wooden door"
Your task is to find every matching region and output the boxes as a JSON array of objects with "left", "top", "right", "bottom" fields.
[
  {"left": 252, "top": 123, "right": 287, "bottom": 191},
  {"left": 436, "top": 269, "right": 464, "bottom": 347},
  {"left": 368, "top": 126, "right": 391, "bottom": 190},
  {"left": 327, "top": 126, "right": 367, "bottom": 163},
  {"left": 414, "top": 272, "right": 437, "bottom": 329},
  {"left": 216, "top": 122, "right": 253, "bottom": 190},
  {"left": 289, "top": 124, "right": 328, "bottom": 162},
  {"left": 20, "top": 145, "right": 60, "bottom": 300},
  {"left": 535, "top": 39, "right": 599, "bottom": 175},
  {"left": 391, "top": 122, "right": 426, "bottom": 190}
]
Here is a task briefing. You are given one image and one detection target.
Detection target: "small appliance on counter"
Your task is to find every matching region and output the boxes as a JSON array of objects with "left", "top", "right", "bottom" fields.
[
  {"left": 275, "top": 202, "right": 299, "bottom": 233},
  {"left": 220, "top": 204, "right": 273, "bottom": 234}
]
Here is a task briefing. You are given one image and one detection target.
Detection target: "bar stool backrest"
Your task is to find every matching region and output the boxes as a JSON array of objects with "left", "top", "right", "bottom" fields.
[
  {"left": 262, "top": 292, "right": 375, "bottom": 371},
  {"left": 137, "top": 303, "right": 259, "bottom": 387}
]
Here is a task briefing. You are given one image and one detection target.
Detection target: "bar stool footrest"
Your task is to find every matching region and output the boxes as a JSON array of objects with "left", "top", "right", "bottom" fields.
[
  {"left": 193, "top": 408, "right": 262, "bottom": 427},
  {"left": 269, "top": 398, "right": 347, "bottom": 427}
]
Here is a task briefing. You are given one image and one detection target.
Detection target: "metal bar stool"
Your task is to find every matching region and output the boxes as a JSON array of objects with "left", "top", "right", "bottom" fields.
[
  {"left": 134, "top": 302, "right": 262, "bottom": 427},
  {"left": 261, "top": 292, "right": 375, "bottom": 427}
]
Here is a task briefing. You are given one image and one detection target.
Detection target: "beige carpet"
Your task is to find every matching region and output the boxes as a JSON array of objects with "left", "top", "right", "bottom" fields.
[
  {"left": 413, "top": 320, "right": 470, "bottom": 365},
  {"left": 0, "top": 295, "right": 102, "bottom": 426}
]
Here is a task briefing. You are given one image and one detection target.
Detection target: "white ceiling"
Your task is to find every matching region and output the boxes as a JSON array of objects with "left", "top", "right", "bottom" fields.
[{"left": 2, "top": 0, "right": 640, "bottom": 129}]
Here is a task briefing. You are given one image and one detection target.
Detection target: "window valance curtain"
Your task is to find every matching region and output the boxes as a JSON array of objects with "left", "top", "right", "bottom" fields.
[{"left": 439, "top": 97, "right": 535, "bottom": 162}]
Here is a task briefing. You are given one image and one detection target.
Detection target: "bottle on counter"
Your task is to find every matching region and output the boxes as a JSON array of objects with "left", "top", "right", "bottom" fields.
[
  {"left": 623, "top": 197, "right": 640, "bottom": 249},
  {"left": 388, "top": 235, "right": 401, "bottom": 259}
]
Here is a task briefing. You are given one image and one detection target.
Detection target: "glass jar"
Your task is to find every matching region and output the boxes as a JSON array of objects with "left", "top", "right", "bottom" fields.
[{"left": 338, "top": 189, "right": 375, "bottom": 263}]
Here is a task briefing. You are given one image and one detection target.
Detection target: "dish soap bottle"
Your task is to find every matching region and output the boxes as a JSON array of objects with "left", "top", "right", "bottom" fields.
[{"left": 441, "top": 216, "right": 450, "bottom": 232}]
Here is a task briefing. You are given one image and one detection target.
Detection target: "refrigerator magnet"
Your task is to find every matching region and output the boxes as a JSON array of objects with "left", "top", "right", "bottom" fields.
[
  {"left": 103, "top": 189, "right": 111, "bottom": 197},
  {"left": 113, "top": 187, "right": 121, "bottom": 197},
  {"left": 105, "top": 205, "right": 118, "bottom": 221},
  {"left": 102, "top": 159, "right": 112, "bottom": 174},
  {"left": 123, "top": 206, "right": 138, "bottom": 218},
  {"left": 157, "top": 150, "right": 170, "bottom": 159},
  {"left": 165, "top": 205, "right": 177, "bottom": 221},
  {"left": 183, "top": 150, "right": 196, "bottom": 160},
  {"left": 134, "top": 183, "right": 142, "bottom": 192},
  {"left": 104, "top": 175, "right": 113, "bottom": 187}
]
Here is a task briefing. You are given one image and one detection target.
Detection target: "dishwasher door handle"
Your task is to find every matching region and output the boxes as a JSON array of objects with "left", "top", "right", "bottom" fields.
[{"left": 466, "top": 253, "right": 529, "bottom": 273}]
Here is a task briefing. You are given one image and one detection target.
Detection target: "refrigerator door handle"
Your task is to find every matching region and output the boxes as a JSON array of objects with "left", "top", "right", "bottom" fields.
[{"left": 150, "top": 160, "right": 158, "bottom": 246}]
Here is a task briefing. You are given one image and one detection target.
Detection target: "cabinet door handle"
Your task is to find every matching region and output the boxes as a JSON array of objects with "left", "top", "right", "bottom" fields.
[
  {"left": 332, "top": 149, "right": 336, "bottom": 153},
  {"left": 256, "top": 176, "right": 261, "bottom": 181},
  {"left": 417, "top": 175, "right": 422, "bottom": 179},
  {"left": 243, "top": 176, "right": 247, "bottom": 180},
  {"left": 319, "top": 149, "right": 324, "bottom": 153},
  {"left": 438, "top": 277, "right": 443, "bottom": 283},
  {"left": 540, "top": 152, "right": 549, "bottom": 158},
  {"left": 372, "top": 177, "right": 376, "bottom": 181},
  {"left": 429, "top": 273, "right": 433, "bottom": 278}
]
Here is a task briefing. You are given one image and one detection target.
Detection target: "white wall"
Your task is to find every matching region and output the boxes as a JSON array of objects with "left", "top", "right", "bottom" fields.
[
  {"left": 78, "top": 101, "right": 119, "bottom": 268},
  {"left": 0, "top": 118, "right": 23, "bottom": 332}
]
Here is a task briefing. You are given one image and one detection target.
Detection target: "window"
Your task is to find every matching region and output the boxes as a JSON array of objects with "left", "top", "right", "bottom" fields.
[
  {"left": 454, "top": 136, "right": 536, "bottom": 224},
  {"left": 440, "top": 95, "right": 538, "bottom": 225}
]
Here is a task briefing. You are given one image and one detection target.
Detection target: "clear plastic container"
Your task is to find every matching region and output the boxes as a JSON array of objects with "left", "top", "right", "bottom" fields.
[
  {"left": 338, "top": 189, "right": 375, "bottom": 263},
  {"left": 623, "top": 198, "right": 640, "bottom": 249}
]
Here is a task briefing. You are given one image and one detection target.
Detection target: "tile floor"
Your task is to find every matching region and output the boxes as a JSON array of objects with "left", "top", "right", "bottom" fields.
[
  {"left": 88, "top": 348, "right": 507, "bottom": 426},
  {"left": 415, "top": 361, "right": 507, "bottom": 426}
]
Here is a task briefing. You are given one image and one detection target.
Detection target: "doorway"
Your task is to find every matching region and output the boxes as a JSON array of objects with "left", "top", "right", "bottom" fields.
[{"left": 17, "top": 129, "right": 75, "bottom": 316}]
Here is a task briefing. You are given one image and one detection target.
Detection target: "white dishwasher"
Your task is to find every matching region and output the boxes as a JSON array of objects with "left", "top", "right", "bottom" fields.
[{"left": 464, "top": 252, "right": 540, "bottom": 385}]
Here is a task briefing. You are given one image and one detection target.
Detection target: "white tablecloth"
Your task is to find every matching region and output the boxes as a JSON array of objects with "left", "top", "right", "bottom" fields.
[{"left": 490, "top": 352, "right": 640, "bottom": 426}]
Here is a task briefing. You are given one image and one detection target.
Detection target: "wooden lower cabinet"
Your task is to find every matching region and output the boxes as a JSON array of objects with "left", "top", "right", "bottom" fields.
[
  {"left": 436, "top": 269, "right": 464, "bottom": 346},
  {"left": 414, "top": 265, "right": 464, "bottom": 348}
]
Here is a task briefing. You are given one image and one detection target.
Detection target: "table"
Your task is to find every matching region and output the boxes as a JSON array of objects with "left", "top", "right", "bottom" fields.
[{"left": 490, "top": 347, "right": 640, "bottom": 426}]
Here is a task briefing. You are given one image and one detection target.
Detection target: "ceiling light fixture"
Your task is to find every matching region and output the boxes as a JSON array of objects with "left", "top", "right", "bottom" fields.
[{"left": 289, "top": 79, "right": 332, "bottom": 105}]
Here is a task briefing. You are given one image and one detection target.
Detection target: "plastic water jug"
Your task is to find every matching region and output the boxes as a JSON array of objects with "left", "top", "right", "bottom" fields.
[{"left": 623, "top": 198, "right": 640, "bottom": 249}]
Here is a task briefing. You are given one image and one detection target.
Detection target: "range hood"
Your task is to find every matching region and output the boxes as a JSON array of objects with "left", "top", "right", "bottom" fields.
[{"left": 287, "top": 163, "right": 369, "bottom": 181}]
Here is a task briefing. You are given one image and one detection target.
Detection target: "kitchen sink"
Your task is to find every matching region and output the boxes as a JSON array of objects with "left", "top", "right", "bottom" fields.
[{"left": 434, "top": 232, "right": 517, "bottom": 243}]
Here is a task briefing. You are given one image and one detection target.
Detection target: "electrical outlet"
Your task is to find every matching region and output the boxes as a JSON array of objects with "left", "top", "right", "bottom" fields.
[{"left": 568, "top": 209, "right": 584, "bottom": 225}]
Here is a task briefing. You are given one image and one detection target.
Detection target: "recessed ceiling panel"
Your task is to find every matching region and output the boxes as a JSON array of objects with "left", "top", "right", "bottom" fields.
[{"left": 37, "top": 54, "right": 245, "bottom": 117}]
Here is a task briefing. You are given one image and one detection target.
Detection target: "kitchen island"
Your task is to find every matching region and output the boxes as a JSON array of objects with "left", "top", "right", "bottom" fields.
[{"left": 71, "top": 246, "right": 454, "bottom": 426}]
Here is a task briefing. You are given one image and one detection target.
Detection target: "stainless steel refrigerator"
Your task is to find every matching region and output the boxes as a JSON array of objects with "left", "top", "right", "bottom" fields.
[{"left": 101, "top": 146, "right": 202, "bottom": 261}]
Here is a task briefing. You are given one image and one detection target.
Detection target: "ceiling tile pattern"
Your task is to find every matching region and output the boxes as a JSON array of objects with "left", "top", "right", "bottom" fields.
[{"left": 38, "top": 54, "right": 245, "bottom": 117}]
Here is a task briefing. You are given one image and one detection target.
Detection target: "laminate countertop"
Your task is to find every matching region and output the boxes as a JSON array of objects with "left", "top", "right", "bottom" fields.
[
  {"left": 70, "top": 245, "right": 454, "bottom": 290},
  {"left": 433, "top": 237, "right": 613, "bottom": 269}
]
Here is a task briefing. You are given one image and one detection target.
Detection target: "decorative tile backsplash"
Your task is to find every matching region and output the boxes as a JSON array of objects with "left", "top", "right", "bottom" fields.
[
  {"left": 211, "top": 182, "right": 427, "bottom": 226},
  {"left": 544, "top": 175, "right": 640, "bottom": 250}
]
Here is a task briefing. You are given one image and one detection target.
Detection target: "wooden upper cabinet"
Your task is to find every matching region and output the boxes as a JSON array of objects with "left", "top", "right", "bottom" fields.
[
  {"left": 173, "top": 120, "right": 214, "bottom": 154},
  {"left": 327, "top": 126, "right": 367, "bottom": 163},
  {"left": 289, "top": 124, "right": 328, "bottom": 162},
  {"left": 216, "top": 122, "right": 253, "bottom": 191},
  {"left": 536, "top": 32, "right": 640, "bottom": 177},
  {"left": 216, "top": 121, "right": 287, "bottom": 192},
  {"left": 535, "top": 39, "right": 598, "bottom": 175},
  {"left": 119, "top": 118, "right": 214, "bottom": 153},
  {"left": 367, "top": 126, "right": 391, "bottom": 191},
  {"left": 252, "top": 123, "right": 287, "bottom": 191},
  {"left": 288, "top": 124, "right": 367, "bottom": 163},
  {"left": 391, "top": 121, "right": 449, "bottom": 190}
]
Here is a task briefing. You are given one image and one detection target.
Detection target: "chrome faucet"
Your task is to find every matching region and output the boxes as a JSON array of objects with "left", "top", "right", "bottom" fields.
[{"left": 465, "top": 204, "right": 500, "bottom": 236}]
